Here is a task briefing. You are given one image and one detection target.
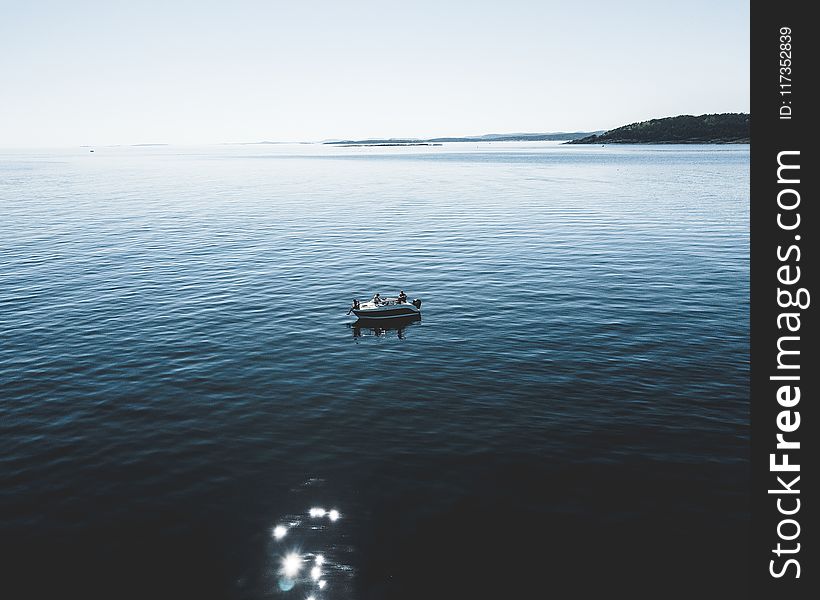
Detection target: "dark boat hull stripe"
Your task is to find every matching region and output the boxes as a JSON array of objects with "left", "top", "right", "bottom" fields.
[{"left": 353, "top": 308, "right": 419, "bottom": 318}]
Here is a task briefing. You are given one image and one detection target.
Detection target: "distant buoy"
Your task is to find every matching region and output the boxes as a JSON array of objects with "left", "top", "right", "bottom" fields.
[{"left": 90, "top": 150, "right": 94, "bottom": 152}]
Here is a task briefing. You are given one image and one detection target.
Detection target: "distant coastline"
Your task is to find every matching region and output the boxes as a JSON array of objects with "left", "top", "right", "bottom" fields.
[
  {"left": 81, "top": 115, "right": 751, "bottom": 148},
  {"left": 319, "top": 115, "right": 751, "bottom": 147},
  {"left": 323, "top": 131, "right": 600, "bottom": 146},
  {"left": 335, "top": 142, "right": 443, "bottom": 148},
  {"left": 567, "top": 113, "right": 749, "bottom": 144}
]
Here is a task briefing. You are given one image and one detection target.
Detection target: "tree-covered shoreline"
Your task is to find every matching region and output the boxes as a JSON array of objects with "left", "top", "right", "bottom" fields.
[{"left": 567, "top": 113, "right": 749, "bottom": 144}]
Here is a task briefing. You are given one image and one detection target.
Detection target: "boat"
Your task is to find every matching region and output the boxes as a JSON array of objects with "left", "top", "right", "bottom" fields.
[{"left": 348, "top": 294, "right": 422, "bottom": 320}]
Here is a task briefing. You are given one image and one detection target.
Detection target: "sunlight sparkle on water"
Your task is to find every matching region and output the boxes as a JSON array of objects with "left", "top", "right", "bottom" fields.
[
  {"left": 309, "top": 507, "right": 326, "bottom": 518},
  {"left": 328, "top": 509, "right": 340, "bottom": 522},
  {"left": 318, "top": 580, "right": 327, "bottom": 589},
  {"left": 282, "top": 553, "right": 302, "bottom": 578},
  {"left": 314, "top": 554, "right": 324, "bottom": 566},
  {"left": 273, "top": 525, "right": 287, "bottom": 540},
  {"left": 310, "top": 566, "right": 321, "bottom": 581}
]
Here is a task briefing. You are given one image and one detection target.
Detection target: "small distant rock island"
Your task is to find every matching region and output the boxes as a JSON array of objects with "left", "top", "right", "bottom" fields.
[{"left": 567, "top": 113, "right": 749, "bottom": 144}]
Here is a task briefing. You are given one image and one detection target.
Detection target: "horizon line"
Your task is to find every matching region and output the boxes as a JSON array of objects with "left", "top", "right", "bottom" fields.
[{"left": 0, "top": 111, "right": 751, "bottom": 149}]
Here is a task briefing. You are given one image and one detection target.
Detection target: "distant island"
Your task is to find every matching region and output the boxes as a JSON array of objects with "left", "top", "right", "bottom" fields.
[
  {"left": 324, "top": 131, "right": 600, "bottom": 146},
  {"left": 567, "top": 113, "right": 749, "bottom": 144},
  {"left": 335, "top": 142, "right": 443, "bottom": 147}
]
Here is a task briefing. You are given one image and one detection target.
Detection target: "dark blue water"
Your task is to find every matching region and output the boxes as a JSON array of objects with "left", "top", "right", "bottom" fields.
[{"left": 1, "top": 143, "right": 749, "bottom": 598}]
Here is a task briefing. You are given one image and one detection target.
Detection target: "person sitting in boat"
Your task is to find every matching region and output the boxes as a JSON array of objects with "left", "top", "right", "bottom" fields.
[
  {"left": 373, "top": 293, "right": 382, "bottom": 305},
  {"left": 398, "top": 290, "right": 407, "bottom": 303}
]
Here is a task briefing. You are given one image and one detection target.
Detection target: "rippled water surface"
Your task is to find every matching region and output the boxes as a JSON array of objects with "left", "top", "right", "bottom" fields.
[{"left": 1, "top": 143, "right": 749, "bottom": 598}]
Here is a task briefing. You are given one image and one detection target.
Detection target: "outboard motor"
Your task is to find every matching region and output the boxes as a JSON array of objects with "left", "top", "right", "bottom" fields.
[{"left": 412, "top": 298, "right": 422, "bottom": 309}]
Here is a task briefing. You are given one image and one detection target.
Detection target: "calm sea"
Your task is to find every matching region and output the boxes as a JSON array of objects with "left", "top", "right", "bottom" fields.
[{"left": 0, "top": 143, "right": 749, "bottom": 598}]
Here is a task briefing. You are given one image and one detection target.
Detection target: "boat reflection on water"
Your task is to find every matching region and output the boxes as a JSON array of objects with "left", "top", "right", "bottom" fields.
[{"left": 350, "top": 315, "right": 421, "bottom": 340}]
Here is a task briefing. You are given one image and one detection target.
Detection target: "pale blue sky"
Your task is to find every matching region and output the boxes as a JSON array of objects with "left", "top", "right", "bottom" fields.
[{"left": 0, "top": 0, "right": 749, "bottom": 146}]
